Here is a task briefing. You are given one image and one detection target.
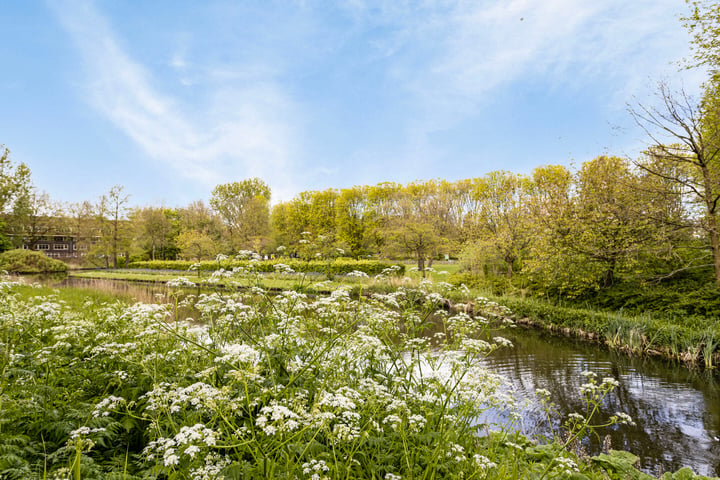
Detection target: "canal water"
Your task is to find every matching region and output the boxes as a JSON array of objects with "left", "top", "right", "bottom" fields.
[
  {"left": 32, "top": 276, "right": 720, "bottom": 476},
  {"left": 483, "top": 327, "right": 720, "bottom": 477}
]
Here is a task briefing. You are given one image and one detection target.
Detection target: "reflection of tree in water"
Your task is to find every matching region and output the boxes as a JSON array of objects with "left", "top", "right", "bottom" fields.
[{"left": 482, "top": 327, "right": 720, "bottom": 477}]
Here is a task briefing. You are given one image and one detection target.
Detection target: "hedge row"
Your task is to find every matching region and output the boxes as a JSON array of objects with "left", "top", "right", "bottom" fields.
[{"left": 128, "top": 258, "right": 405, "bottom": 276}]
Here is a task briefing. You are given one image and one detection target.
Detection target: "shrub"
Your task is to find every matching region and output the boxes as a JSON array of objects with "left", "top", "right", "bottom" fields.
[{"left": 0, "top": 249, "right": 68, "bottom": 273}]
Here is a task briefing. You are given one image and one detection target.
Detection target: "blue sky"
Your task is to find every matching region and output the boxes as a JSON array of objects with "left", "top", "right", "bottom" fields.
[{"left": 0, "top": 0, "right": 707, "bottom": 207}]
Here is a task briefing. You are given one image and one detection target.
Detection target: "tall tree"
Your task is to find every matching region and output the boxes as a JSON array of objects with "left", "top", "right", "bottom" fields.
[
  {"left": 9, "top": 189, "right": 58, "bottom": 250},
  {"left": 463, "top": 172, "right": 533, "bottom": 278},
  {"left": 336, "top": 186, "right": 370, "bottom": 257},
  {"left": 629, "top": 82, "right": 720, "bottom": 285},
  {"left": 385, "top": 181, "right": 444, "bottom": 276},
  {"left": 210, "top": 179, "right": 271, "bottom": 252},
  {"left": 66, "top": 200, "right": 97, "bottom": 261},
  {"left": 0, "top": 145, "right": 33, "bottom": 251},
  {"left": 571, "top": 156, "right": 664, "bottom": 288},
  {"left": 681, "top": 0, "right": 720, "bottom": 74},
  {"left": 176, "top": 229, "right": 215, "bottom": 261},
  {"left": 108, "top": 186, "right": 131, "bottom": 268},
  {"left": 130, "top": 206, "right": 179, "bottom": 260}
]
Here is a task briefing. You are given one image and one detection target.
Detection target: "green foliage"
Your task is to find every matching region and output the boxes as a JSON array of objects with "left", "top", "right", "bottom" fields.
[
  {"left": 0, "top": 220, "right": 13, "bottom": 253},
  {"left": 591, "top": 450, "right": 648, "bottom": 478},
  {"left": 0, "top": 249, "right": 68, "bottom": 273},
  {"left": 681, "top": 0, "right": 720, "bottom": 71},
  {"left": 662, "top": 467, "right": 714, "bottom": 480},
  {"left": 580, "top": 277, "right": 720, "bottom": 317},
  {"left": 210, "top": 179, "right": 271, "bottom": 250},
  {"left": 129, "top": 258, "right": 406, "bottom": 276},
  {"left": 175, "top": 229, "right": 216, "bottom": 260},
  {"left": 0, "top": 144, "right": 32, "bottom": 214}
]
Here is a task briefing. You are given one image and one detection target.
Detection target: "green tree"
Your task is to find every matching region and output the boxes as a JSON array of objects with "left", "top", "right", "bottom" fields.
[
  {"left": 522, "top": 165, "right": 576, "bottom": 292},
  {"left": 178, "top": 200, "right": 224, "bottom": 244},
  {"left": 382, "top": 181, "right": 446, "bottom": 276},
  {"left": 525, "top": 157, "right": 680, "bottom": 295},
  {"left": 681, "top": 0, "right": 720, "bottom": 74},
  {"left": 9, "top": 189, "right": 58, "bottom": 250},
  {"left": 630, "top": 82, "right": 720, "bottom": 286},
  {"left": 210, "top": 179, "right": 271, "bottom": 252},
  {"left": 269, "top": 189, "right": 341, "bottom": 257},
  {"left": 176, "top": 229, "right": 215, "bottom": 261},
  {"left": 571, "top": 156, "right": 664, "bottom": 288},
  {"left": 463, "top": 172, "right": 533, "bottom": 278},
  {"left": 0, "top": 145, "right": 33, "bottom": 251},
  {"left": 130, "top": 206, "right": 180, "bottom": 261},
  {"left": 89, "top": 186, "right": 131, "bottom": 268},
  {"left": 336, "top": 186, "right": 370, "bottom": 257},
  {"left": 389, "top": 218, "right": 439, "bottom": 276}
]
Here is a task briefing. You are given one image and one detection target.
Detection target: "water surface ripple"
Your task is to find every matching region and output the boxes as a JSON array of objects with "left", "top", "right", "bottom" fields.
[{"left": 482, "top": 328, "right": 720, "bottom": 477}]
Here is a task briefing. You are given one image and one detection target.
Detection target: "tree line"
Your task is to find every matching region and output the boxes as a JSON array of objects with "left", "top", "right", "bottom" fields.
[
  {"left": 1, "top": 1, "right": 719, "bottom": 296},
  {"left": 0, "top": 142, "right": 718, "bottom": 296}
]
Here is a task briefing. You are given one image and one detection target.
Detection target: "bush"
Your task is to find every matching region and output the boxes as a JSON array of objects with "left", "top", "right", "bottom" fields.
[
  {"left": 580, "top": 279, "right": 720, "bottom": 318},
  {"left": 0, "top": 249, "right": 68, "bottom": 273},
  {"left": 129, "top": 258, "right": 405, "bottom": 276}
]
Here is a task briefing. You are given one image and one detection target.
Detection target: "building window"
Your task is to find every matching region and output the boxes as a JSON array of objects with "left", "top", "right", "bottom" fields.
[
  {"left": 54, "top": 244, "right": 69, "bottom": 250},
  {"left": 37, "top": 244, "right": 50, "bottom": 250}
]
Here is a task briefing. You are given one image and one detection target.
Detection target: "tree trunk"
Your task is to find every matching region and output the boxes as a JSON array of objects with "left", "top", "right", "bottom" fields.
[
  {"left": 701, "top": 164, "right": 720, "bottom": 287},
  {"left": 602, "top": 260, "right": 616, "bottom": 288},
  {"left": 418, "top": 255, "right": 425, "bottom": 278},
  {"left": 708, "top": 213, "right": 720, "bottom": 287}
]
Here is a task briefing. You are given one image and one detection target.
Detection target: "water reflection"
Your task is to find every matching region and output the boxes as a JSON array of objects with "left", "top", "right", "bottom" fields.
[
  {"left": 50, "top": 275, "right": 170, "bottom": 304},
  {"left": 483, "top": 328, "right": 720, "bottom": 477}
]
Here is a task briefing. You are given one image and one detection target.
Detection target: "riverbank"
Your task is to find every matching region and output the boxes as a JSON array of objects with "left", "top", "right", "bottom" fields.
[
  {"left": 493, "top": 295, "right": 720, "bottom": 369},
  {"left": 61, "top": 268, "right": 720, "bottom": 369}
]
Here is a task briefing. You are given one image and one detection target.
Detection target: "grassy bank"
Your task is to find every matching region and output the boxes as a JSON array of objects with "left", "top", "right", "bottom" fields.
[
  {"left": 128, "top": 257, "right": 406, "bottom": 276},
  {"left": 445, "top": 269, "right": 720, "bottom": 369},
  {"left": 495, "top": 295, "right": 720, "bottom": 368},
  {"left": 2, "top": 276, "right": 714, "bottom": 479},
  {"left": 66, "top": 266, "right": 720, "bottom": 368}
]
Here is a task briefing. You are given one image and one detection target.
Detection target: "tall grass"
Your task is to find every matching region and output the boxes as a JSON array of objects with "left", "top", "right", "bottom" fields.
[{"left": 495, "top": 295, "right": 720, "bottom": 369}]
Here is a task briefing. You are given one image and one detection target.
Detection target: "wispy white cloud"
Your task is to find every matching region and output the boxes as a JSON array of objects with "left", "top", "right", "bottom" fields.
[
  {"left": 46, "top": 0, "right": 707, "bottom": 200},
  {"left": 48, "top": 0, "right": 300, "bottom": 202},
  {"left": 343, "top": 0, "right": 703, "bottom": 122},
  {"left": 331, "top": 0, "right": 706, "bottom": 174}
]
